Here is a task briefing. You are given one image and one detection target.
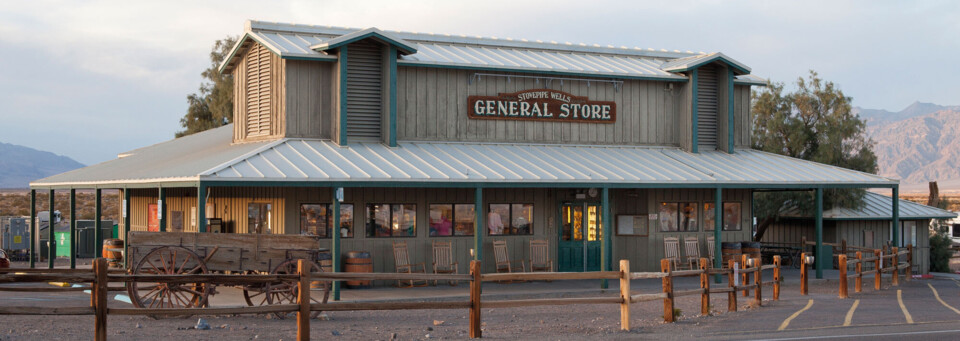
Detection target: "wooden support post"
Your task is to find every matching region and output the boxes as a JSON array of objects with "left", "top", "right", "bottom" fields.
[
  {"left": 70, "top": 188, "right": 76, "bottom": 269},
  {"left": 891, "top": 246, "right": 899, "bottom": 286},
  {"left": 661, "top": 259, "right": 675, "bottom": 322},
  {"left": 29, "top": 189, "right": 36, "bottom": 269},
  {"left": 48, "top": 189, "right": 55, "bottom": 269},
  {"left": 842, "top": 239, "right": 847, "bottom": 258},
  {"left": 800, "top": 252, "right": 808, "bottom": 296},
  {"left": 874, "top": 250, "right": 881, "bottom": 290},
  {"left": 620, "top": 260, "right": 631, "bottom": 331},
  {"left": 469, "top": 260, "right": 482, "bottom": 338},
  {"left": 297, "top": 259, "right": 310, "bottom": 341},
  {"left": 331, "top": 188, "right": 342, "bottom": 301},
  {"left": 700, "top": 258, "right": 710, "bottom": 316},
  {"left": 93, "top": 258, "right": 107, "bottom": 341},
  {"left": 838, "top": 254, "right": 848, "bottom": 299},
  {"left": 94, "top": 189, "right": 102, "bottom": 257},
  {"left": 855, "top": 251, "right": 862, "bottom": 293},
  {"left": 741, "top": 254, "right": 749, "bottom": 297},
  {"left": 727, "top": 259, "right": 737, "bottom": 312},
  {"left": 773, "top": 255, "right": 781, "bottom": 301},
  {"left": 754, "top": 257, "right": 762, "bottom": 306},
  {"left": 906, "top": 244, "right": 913, "bottom": 281}
]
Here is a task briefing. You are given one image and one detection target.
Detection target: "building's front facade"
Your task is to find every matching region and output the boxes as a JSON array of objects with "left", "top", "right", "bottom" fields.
[{"left": 32, "top": 21, "right": 899, "bottom": 282}]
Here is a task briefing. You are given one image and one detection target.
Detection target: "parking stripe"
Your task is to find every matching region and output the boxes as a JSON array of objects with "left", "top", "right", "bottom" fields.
[
  {"left": 929, "top": 283, "right": 960, "bottom": 315},
  {"left": 897, "top": 290, "right": 914, "bottom": 324},
  {"left": 778, "top": 299, "right": 814, "bottom": 331},
  {"left": 843, "top": 299, "right": 859, "bottom": 326}
]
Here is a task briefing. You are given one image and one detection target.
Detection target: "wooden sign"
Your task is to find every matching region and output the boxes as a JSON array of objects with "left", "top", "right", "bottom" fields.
[{"left": 468, "top": 89, "right": 616, "bottom": 123}]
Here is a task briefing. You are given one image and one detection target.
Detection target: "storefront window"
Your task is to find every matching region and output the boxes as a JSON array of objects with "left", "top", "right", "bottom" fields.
[
  {"left": 429, "top": 204, "right": 475, "bottom": 236},
  {"left": 366, "top": 204, "right": 417, "bottom": 237},
  {"left": 658, "top": 203, "right": 679, "bottom": 232},
  {"left": 300, "top": 203, "right": 354, "bottom": 238},
  {"left": 248, "top": 203, "right": 271, "bottom": 234},
  {"left": 488, "top": 203, "right": 533, "bottom": 235},
  {"left": 704, "top": 202, "right": 741, "bottom": 231},
  {"left": 659, "top": 202, "right": 698, "bottom": 232}
]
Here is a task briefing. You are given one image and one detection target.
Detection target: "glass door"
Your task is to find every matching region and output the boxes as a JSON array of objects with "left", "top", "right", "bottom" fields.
[{"left": 558, "top": 202, "right": 602, "bottom": 272}]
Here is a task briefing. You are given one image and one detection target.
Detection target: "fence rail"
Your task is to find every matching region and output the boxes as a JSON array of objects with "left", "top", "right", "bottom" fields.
[{"left": 799, "top": 244, "right": 914, "bottom": 298}]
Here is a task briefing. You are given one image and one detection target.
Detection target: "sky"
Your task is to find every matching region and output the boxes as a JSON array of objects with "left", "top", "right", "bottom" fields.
[{"left": 0, "top": 0, "right": 957, "bottom": 165}]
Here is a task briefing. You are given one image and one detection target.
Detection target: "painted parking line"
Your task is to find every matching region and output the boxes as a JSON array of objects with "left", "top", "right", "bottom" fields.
[
  {"left": 756, "top": 328, "right": 960, "bottom": 341},
  {"left": 842, "top": 299, "right": 859, "bottom": 327},
  {"left": 897, "top": 290, "right": 914, "bottom": 324},
  {"left": 778, "top": 299, "right": 814, "bottom": 331},
  {"left": 929, "top": 283, "right": 960, "bottom": 315}
]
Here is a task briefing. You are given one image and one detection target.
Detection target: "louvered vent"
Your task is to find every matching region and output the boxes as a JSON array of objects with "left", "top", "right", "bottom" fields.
[
  {"left": 697, "top": 66, "right": 719, "bottom": 149},
  {"left": 346, "top": 41, "right": 384, "bottom": 141},
  {"left": 246, "top": 43, "right": 272, "bottom": 137}
]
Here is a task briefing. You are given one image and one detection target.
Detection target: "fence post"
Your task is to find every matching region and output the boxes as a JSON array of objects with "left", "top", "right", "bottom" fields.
[
  {"left": 891, "top": 247, "right": 899, "bottom": 286},
  {"left": 94, "top": 257, "right": 107, "bottom": 341},
  {"left": 620, "top": 260, "right": 630, "bottom": 331},
  {"left": 855, "top": 251, "right": 862, "bottom": 293},
  {"left": 297, "top": 259, "right": 310, "bottom": 341},
  {"left": 754, "top": 257, "right": 762, "bottom": 306},
  {"left": 700, "top": 258, "right": 710, "bottom": 316},
  {"left": 800, "top": 252, "right": 808, "bottom": 296},
  {"left": 907, "top": 244, "right": 913, "bottom": 280},
  {"left": 470, "top": 260, "right": 482, "bottom": 338},
  {"left": 661, "top": 259, "right": 674, "bottom": 322},
  {"left": 773, "top": 255, "right": 781, "bottom": 301},
  {"left": 838, "top": 254, "right": 848, "bottom": 299},
  {"left": 727, "top": 259, "right": 737, "bottom": 312},
  {"left": 874, "top": 249, "right": 881, "bottom": 290},
  {"left": 741, "top": 254, "right": 749, "bottom": 297}
]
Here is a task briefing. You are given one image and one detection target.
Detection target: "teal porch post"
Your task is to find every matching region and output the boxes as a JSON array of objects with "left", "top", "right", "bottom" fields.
[
  {"left": 197, "top": 185, "right": 206, "bottom": 233},
  {"left": 158, "top": 187, "right": 166, "bottom": 232},
  {"left": 29, "top": 189, "right": 36, "bottom": 268},
  {"left": 714, "top": 187, "right": 722, "bottom": 283},
  {"left": 892, "top": 186, "right": 900, "bottom": 247},
  {"left": 123, "top": 188, "right": 131, "bottom": 267},
  {"left": 94, "top": 189, "right": 102, "bottom": 258},
  {"left": 601, "top": 187, "right": 611, "bottom": 289},
  {"left": 70, "top": 188, "right": 76, "bottom": 269},
  {"left": 815, "top": 187, "right": 824, "bottom": 279},
  {"left": 48, "top": 189, "right": 55, "bottom": 269},
  {"left": 332, "top": 187, "right": 342, "bottom": 301},
  {"left": 474, "top": 187, "right": 484, "bottom": 261}
]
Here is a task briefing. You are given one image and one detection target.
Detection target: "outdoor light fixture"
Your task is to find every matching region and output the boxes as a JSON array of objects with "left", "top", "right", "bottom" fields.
[
  {"left": 746, "top": 258, "right": 756, "bottom": 268},
  {"left": 804, "top": 255, "right": 815, "bottom": 264}
]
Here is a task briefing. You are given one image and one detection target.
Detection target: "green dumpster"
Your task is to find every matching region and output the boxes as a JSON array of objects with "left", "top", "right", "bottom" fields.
[{"left": 55, "top": 231, "right": 70, "bottom": 258}]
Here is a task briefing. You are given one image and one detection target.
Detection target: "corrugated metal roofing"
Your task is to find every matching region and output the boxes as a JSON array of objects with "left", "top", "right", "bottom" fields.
[
  {"left": 780, "top": 191, "right": 956, "bottom": 220},
  {"left": 659, "top": 52, "right": 751, "bottom": 74},
  {"left": 219, "top": 20, "right": 757, "bottom": 82}
]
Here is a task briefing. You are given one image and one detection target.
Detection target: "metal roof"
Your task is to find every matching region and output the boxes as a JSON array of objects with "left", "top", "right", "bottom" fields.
[
  {"left": 659, "top": 52, "right": 751, "bottom": 75},
  {"left": 780, "top": 191, "right": 957, "bottom": 220},
  {"left": 218, "top": 20, "right": 761, "bottom": 83},
  {"left": 311, "top": 27, "right": 418, "bottom": 55}
]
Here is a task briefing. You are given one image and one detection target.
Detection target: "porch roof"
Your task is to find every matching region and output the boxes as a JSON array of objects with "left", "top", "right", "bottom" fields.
[
  {"left": 779, "top": 191, "right": 956, "bottom": 220},
  {"left": 31, "top": 124, "right": 897, "bottom": 189}
]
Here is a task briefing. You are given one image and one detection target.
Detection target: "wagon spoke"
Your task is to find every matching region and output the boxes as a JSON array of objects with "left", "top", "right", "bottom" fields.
[
  {"left": 145, "top": 259, "right": 163, "bottom": 275},
  {"left": 158, "top": 252, "right": 169, "bottom": 274},
  {"left": 179, "top": 286, "right": 205, "bottom": 296}
]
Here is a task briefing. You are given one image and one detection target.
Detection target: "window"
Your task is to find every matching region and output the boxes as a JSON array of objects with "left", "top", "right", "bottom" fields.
[
  {"left": 953, "top": 224, "right": 960, "bottom": 238},
  {"left": 429, "top": 204, "right": 475, "bottom": 237},
  {"left": 248, "top": 203, "right": 272, "bottom": 234},
  {"left": 704, "top": 202, "right": 742, "bottom": 231},
  {"left": 488, "top": 203, "right": 533, "bottom": 235},
  {"left": 300, "top": 203, "right": 354, "bottom": 238},
  {"left": 658, "top": 202, "right": 698, "bottom": 232},
  {"left": 892, "top": 221, "right": 917, "bottom": 247},
  {"left": 366, "top": 204, "right": 417, "bottom": 237}
]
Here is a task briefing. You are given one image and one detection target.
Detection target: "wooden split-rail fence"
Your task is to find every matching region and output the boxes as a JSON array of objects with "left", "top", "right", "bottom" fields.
[
  {"left": 0, "top": 257, "right": 783, "bottom": 340},
  {"left": 798, "top": 244, "right": 914, "bottom": 297}
]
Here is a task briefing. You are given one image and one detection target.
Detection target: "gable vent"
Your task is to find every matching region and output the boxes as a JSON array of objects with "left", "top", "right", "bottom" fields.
[
  {"left": 697, "top": 66, "right": 719, "bottom": 149},
  {"left": 346, "top": 40, "right": 384, "bottom": 141},
  {"left": 246, "top": 43, "right": 272, "bottom": 137}
]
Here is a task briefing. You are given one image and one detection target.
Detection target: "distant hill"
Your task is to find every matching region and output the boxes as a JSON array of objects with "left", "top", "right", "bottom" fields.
[
  {"left": 868, "top": 109, "right": 960, "bottom": 191},
  {"left": 0, "top": 142, "right": 84, "bottom": 188},
  {"left": 854, "top": 101, "right": 959, "bottom": 126}
]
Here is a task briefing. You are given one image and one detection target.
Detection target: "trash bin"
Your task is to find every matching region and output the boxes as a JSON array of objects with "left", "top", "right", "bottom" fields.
[{"left": 344, "top": 251, "right": 372, "bottom": 288}]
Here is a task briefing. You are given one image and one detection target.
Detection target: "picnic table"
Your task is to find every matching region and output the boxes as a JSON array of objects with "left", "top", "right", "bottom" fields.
[{"left": 761, "top": 244, "right": 802, "bottom": 268}]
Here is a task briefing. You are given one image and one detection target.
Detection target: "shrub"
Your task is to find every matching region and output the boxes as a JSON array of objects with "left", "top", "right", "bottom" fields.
[{"left": 930, "top": 232, "right": 953, "bottom": 273}]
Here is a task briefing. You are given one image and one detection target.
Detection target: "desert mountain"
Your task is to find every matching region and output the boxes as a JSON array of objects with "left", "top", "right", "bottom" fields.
[
  {"left": 868, "top": 109, "right": 960, "bottom": 189},
  {"left": 0, "top": 142, "right": 84, "bottom": 188},
  {"left": 854, "top": 101, "right": 959, "bottom": 126}
]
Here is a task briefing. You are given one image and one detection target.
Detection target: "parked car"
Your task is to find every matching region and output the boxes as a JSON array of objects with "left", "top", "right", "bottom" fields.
[{"left": 0, "top": 249, "right": 9, "bottom": 268}]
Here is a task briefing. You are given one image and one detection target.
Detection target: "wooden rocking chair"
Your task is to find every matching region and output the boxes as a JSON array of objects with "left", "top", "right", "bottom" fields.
[
  {"left": 431, "top": 241, "right": 459, "bottom": 286},
  {"left": 493, "top": 240, "right": 526, "bottom": 277},
  {"left": 707, "top": 236, "right": 716, "bottom": 265},
  {"left": 392, "top": 241, "right": 427, "bottom": 288},
  {"left": 528, "top": 239, "right": 553, "bottom": 273},
  {"left": 684, "top": 236, "right": 701, "bottom": 270},
  {"left": 663, "top": 236, "right": 683, "bottom": 271}
]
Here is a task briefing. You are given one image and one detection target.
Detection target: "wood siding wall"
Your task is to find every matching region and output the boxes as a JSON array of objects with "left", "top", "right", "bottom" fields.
[
  {"left": 284, "top": 60, "right": 334, "bottom": 139},
  {"left": 678, "top": 75, "right": 694, "bottom": 152},
  {"left": 734, "top": 85, "right": 751, "bottom": 148},
  {"left": 233, "top": 41, "right": 286, "bottom": 143},
  {"left": 395, "top": 67, "right": 681, "bottom": 146}
]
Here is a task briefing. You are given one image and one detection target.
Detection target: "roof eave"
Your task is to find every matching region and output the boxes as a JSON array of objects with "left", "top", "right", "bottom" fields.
[{"left": 311, "top": 29, "right": 418, "bottom": 55}]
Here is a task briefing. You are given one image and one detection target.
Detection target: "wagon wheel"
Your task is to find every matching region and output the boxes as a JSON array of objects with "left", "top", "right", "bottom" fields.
[
  {"left": 126, "top": 246, "right": 209, "bottom": 314},
  {"left": 242, "top": 271, "right": 278, "bottom": 307},
  {"left": 269, "top": 259, "right": 330, "bottom": 319}
]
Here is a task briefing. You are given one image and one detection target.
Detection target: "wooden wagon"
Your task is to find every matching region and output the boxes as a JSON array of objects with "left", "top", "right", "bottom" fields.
[{"left": 124, "top": 231, "right": 331, "bottom": 317}]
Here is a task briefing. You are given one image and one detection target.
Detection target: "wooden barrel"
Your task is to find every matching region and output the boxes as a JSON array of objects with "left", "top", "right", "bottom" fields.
[
  {"left": 312, "top": 251, "right": 333, "bottom": 289},
  {"left": 741, "top": 241, "right": 761, "bottom": 260},
  {"left": 102, "top": 239, "right": 124, "bottom": 261},
  {"left": 721, "top": 242, "right": 742, "bottom": 266},
  {"left": 344, "top": 251, "right": 372, "bottom": 288}
]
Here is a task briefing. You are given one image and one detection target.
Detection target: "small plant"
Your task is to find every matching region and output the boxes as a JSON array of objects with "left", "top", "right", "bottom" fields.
[
  {"left": 930, "top": 232, "right": 953, "bottom": 273},
  {"left": 673, "top": 308, "right": 683, "bottom": 318}
]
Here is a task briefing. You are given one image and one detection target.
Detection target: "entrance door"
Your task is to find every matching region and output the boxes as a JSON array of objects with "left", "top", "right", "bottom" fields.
[{"left": 558, "top": 203, "right": 603, "bottom": 272}]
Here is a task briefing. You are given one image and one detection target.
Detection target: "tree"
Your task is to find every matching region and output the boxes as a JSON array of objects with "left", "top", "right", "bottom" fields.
[
  {"left": 175, "top": 36, "right": 239, "bottom": 137},
  {"left": 752, "top": 71, "right": 878, "bottom": 241}
]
